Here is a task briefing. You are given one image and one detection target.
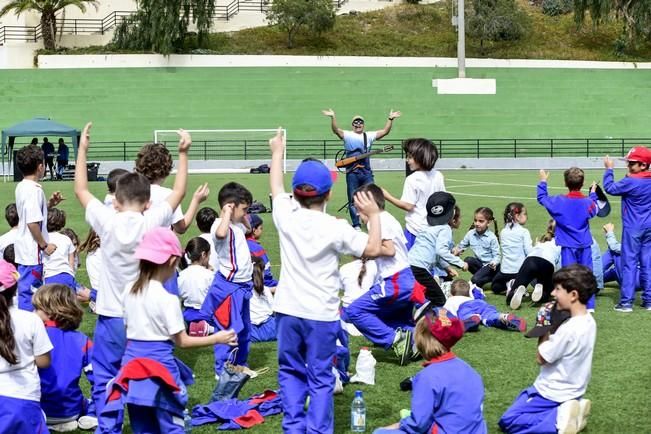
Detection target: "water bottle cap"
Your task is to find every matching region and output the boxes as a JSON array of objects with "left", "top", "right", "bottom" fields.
[{"left": 355, "top": 390, "right": 363, "bottom": 397}]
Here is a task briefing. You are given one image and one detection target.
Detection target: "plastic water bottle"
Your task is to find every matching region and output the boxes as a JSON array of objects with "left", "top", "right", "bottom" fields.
[
  {"left": 183, "top": 409, "right": 192, "bottom": 433},
  {"left": 351, "top": 390, "right": 366, "bottom": 432}
]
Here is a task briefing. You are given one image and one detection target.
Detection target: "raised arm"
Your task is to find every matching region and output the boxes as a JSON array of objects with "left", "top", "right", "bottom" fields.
[
  {"left": 175, "top": 183, "right": 209, "bottom": 234},
  {"left": 74, "top": 122, "right": 96, "bottom": 209},
  {"left": 269, "top": 127, "right": 286, "bottom": 199},
  {"left": 165, "top": 130, "right": 191, "bottom": 211},
  {"left": 375, "top": 109, "right": 401, "bottom": 140},
  {"left": 321, "top": 109, "right": 344, "bottom": 139},
  {"left": 355, "top": 192, "right": 382, "bottom": 258}
]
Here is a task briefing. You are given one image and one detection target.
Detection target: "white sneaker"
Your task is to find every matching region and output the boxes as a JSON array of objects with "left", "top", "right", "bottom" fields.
[
  {"left": 48, "top": 421, "right": 78, "bottom": 432},
  {"left": 577, "top": 399, "right": 591, "bottom": 432},
  {"left": 509, "top": 285, "right": 527, "bottom": 310},
  {"left": 77, "top": 415, "right": 98, "bottom": 430},
  {"left": 532, "top": 283, "right": 543, "bottom": 302},
  {"left": 506, "top": 279, "right": 515, "bottom": 297},
  {"left": 557, "top": 399, "right": 580, "bottom": 434}
]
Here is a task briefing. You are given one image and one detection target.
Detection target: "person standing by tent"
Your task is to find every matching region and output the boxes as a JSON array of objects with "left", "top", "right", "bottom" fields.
[
  {"left": 42, "top": 138, "right": 55, "bottom": 180},
  {"left": 322, "top": 108, "right": 401, "bottom": 230},
  {"left": 56, "top": 139, "right": 69, "bottom": 180}
]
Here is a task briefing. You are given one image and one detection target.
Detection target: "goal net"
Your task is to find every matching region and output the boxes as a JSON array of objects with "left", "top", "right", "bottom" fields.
[{"left": 153, "top": 129, "right": 287, "bottom": 174}]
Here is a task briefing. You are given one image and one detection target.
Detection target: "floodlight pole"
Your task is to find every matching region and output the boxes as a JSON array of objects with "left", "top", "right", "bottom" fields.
[{"left": 457, "top": 0, "right": 466, "bottom": 78}]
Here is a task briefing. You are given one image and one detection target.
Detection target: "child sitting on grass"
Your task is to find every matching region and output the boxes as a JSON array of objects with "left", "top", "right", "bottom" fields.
[
  {"left": 374, "top": 307, "right": 487, "bottom": 434},
  {"left": 499, "top": 264, "right": 596, "bottom": 434}
]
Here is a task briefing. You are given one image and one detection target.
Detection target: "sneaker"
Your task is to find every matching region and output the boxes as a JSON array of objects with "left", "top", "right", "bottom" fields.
[
  {"left": 577, "top": 399, "right": 591, "bottom": 432},
  {"left": 509, "top": 285, "right": 527, "bottom": 310},
  {"left": 531, "top": 283, "right": 543, "bottom": 303},
  {"left": 48, "top": 421, "right": 78, "bottom": 432},
  {"left": 641, "top": 303, "right": 651, "bottom": 311},
  {"left": 556, "top": 399, "right": 580, "bottom": 434},
  {"left": 413, "top": 301, "right": 432, "bottom": 322},
  {"left": 410, "top": 341, "right": 421, "bottom": 361},
  {"left": 77, "top": 415, "right": 98, "bottom": 430},
  {"left": 614, "top": 304, "right": 633, "bottom": 313},
  {"left": 505, "top": 279, "right": 515, "bottom": 297},
  {"left": 500, "top": 313, "right": 527, "bottom": 332},
  {"left": 391, "top": 328, "right": 412, "bottom": 366},
  {"left": 462, "top": 314, "right": 482, "bottom": 332},
  {"left": 353, "top": 226, "right": 362, "bottom": 232},
  {"left": 471, "top": 283, "right": 485, "bottom": 300}
]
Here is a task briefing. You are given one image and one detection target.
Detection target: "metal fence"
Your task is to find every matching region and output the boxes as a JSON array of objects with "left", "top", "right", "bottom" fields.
[{"left": 8, "top": 137, "right": 646, "bottom": 161}]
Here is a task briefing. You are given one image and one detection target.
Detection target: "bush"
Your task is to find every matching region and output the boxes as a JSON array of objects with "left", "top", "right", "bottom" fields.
[
  {"left": 468, "top": 0, "right": 531, "bottom": 51},
  {"left": 405, "top": 0, "right": 422, "bottom": 4},
  {"left": 266, "top": 0, "right": 336, "bottom": 48},
  {"left": 541, "top": 0, "right": 573, "bottom": 16}
]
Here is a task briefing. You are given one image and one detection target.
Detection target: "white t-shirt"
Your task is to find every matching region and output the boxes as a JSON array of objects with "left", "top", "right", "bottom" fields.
[
  {"left": 14, "top": 179, "right": 48, "bottom": 266},
  {"left": 250, "top": 287, "right": 274, "bottom": 326},
  {"left": 86, "top": 248, "right": 102, "bottom": 290},
  {"left": 0, "top": 228, "right": 17, "bottom": 255},
  {"left": 443, "top": 295, "right": 473, "bottom": 316},
  {"left": 401, "top": 169, "right": 446, "bottom": 235},
  {"left": 148, "top": 184, "right": 184, "bottom": 226},
  {"left": 210, "top": 219, "right": 253, "bottom": 283},
  {"left": 42, "top": 232, "right": 75, "bottom": 279},
  {"left": 103, "top": 194, "right": 115, "bottom": 209},
  {"left": 534, "top": 313, "right": 597, "bottom": 402},
  {"left": 199, "top": 232, "right": 219, "bottom": 271},
  {"left": 368, "top": 211, "right": 410, "bottom": 280},
  {"left": 529, "top": 239, "right": 562, "bottom": 270},
  {"left": 178, "top": 264, "right": 214, "bottom": 310},
  {"left": 0, "top": 307, "right": 53, "bottom": 401},
  {"left": 123, "top": 280, "right": 186, "bottom": 341},
  {"left": 340, "top": 259, "right": 378, "bottom": 308},
  {"left": 85, "top": 198, "right": 173, "bottom": 318},
  {"left": 272, "top": 193, "right": 368, "bottom": 321}
]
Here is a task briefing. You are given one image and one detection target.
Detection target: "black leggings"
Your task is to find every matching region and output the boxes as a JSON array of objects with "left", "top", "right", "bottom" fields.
[
  {"left": 465, "top": 257, "right": 498, "bottom": 288},
  {"left": 491, "top": 269, "right": 517, "bottom": 295},
  {"left": 411, "top": 266, "right": 446, "bottom": 307},
  {"left": 511, "top": 256, "right": 555, "bottom": 303}
]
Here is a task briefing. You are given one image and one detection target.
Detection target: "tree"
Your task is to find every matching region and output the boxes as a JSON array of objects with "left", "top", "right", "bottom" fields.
[
  {"left": 573, "top": 0, "right": 651, "bottom": 46},
  {"left": 112, "top": 0, "right": 215, "bottom": 55},
  {"left": 266, "top": 0, "right": 336, "bottom": 48},
  {"left": 0, "top": 0, "right": 98, "bottom": 50},
  {"left": 467, "top": 0, "right": 530, "bottom": 53}
]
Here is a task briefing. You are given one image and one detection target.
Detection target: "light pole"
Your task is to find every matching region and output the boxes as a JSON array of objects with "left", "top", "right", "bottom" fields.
[{"left": 457, "top": 0, "right": 465, "bottom": 78}]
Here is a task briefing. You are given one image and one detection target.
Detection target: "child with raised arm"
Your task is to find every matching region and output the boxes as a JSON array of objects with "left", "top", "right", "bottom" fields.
[
  {"left": 382, "top": 138, "right": 445, "bottom": 249},
  {"left": 601, "top": 222, "right": 641, "bottom": 290},
  {"left": 269, "top": 128, "right": 382, "bottom": 434},
  {"left": 499, "top": 265, "right": 597, "bottom": 434},
  {"left": 537, "top": 168, "right": 598, "bottom": 309},
  {"left": 74, "top": 122, "right": 191, "bottom": 431},
  {"left": 603, "top": 148, "right": 651, "bottom": 312}
]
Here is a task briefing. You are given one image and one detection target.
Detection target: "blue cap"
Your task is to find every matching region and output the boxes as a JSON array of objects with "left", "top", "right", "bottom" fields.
[
  {"left": 248, "top": 213, "right": 263, "bottom": 229},
  {"left": 292, "top": 160, "right": 333, "bottom": 197},
  {"left": 355, "top": 390, "right": 363, "bottom": 397}
]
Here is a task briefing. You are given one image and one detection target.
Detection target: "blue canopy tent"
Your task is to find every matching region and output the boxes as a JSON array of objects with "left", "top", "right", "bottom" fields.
[{"left": 1, "top": 118, "right": 80, "bottom": 181}]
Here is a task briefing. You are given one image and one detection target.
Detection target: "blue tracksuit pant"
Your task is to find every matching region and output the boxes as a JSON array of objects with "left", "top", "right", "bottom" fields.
[
  {"left": 561, "top": 247, "right": 596, "bottom": 309},
  {"left": 250, "top": 316, "right": 277, "bottom": 343},
  {"left": 17, "top": 264, "right": 42, "bottom": 311},
  {"left": 346, "top": 167, "right": 374, "bottom": 228},
  {"left": 277, "top": 313, "right": 338, "bottom": 434},
  {"left": 0, "top": 395, "right": 49, "bottom": 433},
  {"left": 457, "top": 299, "right": 502, "bottom": 329},
  {"left": 44, "top": 272, "right": 77, "bottom": 291},
  {"left": 620, "top": 227, "right": 651, "bottom": 306},
  {"left": 499, "top": 386, "right": 563, "bottom": 434}
]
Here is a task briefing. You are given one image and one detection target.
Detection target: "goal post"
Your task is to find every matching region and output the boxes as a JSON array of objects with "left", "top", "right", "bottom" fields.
[{"left": 153, "top": 129, "right": 287, "bottom": 173}]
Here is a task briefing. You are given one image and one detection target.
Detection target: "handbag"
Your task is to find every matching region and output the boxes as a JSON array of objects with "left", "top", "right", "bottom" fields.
[{"left": 210, "top": 349, "right": 250, "bottom": 402}]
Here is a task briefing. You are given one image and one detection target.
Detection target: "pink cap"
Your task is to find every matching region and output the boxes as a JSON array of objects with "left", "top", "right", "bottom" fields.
[
  {"left": 0, "top": 260, "right": 18, "bottom": 292},
  {"left": 134, "top": 227, "right": 182, "bottom": 264}
]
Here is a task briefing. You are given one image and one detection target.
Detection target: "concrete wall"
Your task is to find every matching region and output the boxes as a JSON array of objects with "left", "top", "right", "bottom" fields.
[{"left": 0, "top": 43, "right": 40, "bottom": 69}]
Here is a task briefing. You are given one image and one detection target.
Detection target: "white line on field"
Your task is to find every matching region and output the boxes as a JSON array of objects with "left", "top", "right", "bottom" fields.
[
  {"left": 447, "top": 190, "right": 621, "bottom": 204},
  {"left": 446, "top": 178, "right": 566, "bottom": 190},
  {"left": 445, "top": 183, "right": 502, "bottom": 189}
]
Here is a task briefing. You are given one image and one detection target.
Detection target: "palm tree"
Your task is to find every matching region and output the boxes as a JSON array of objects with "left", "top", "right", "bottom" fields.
[{"left": 0, "top": 0, "right": 99, "bottom": 50}]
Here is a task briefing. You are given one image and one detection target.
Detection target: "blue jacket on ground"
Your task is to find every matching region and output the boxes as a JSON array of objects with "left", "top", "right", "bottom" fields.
[
  {"left": 537, "top": 182, "right": 598, "bottom": 248},
  {"left": 603, "top": 169, "right": 651, "bottom": 230}
]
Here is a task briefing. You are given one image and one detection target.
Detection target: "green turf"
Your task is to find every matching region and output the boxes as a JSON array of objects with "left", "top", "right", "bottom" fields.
[
  {"left": 2, "top": 168, "right": 648, "bottom": 433},
  {"left": 2, "top": 67, "right": 651, "bottom": 146}
]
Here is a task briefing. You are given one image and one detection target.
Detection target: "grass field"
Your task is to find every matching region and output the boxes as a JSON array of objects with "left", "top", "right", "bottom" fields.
[{"left": 3, "top": 168, "right": 649, "bottom": 433}]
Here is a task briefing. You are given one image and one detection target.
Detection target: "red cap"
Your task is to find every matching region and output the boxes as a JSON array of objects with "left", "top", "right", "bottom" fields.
[
  {"left": 424, "top": 308, "right": 464, "bottom": 350},
  {"left": 623, "top": 146, "right": 651, "bottom": 165}
]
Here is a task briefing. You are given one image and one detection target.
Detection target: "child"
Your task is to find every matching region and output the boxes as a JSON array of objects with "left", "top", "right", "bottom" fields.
[
  {"left": 494, "top": 202, "right": 532, "bottom": 296},
  {"left": 268, "top": 129, "right": 382, "bottom": 433},
  {"left": 453, "top": 207, "right": 500, "bottom": 289},
  {"left": 42, "top": 208, "right": 77, "bottom": 290},
  {"left": 499, "top": 264, "right": 596, "bottom": 434},
  {"left": 374, "top": 307, "right": 487, "bottom": 434},
  {"left": 537, "top": 168, "right": 598, "bottom": 309},
  {"left": 508, "top": 220, "right": 561, "bottom": 309},
  {"left": 339, "top": 258, "right": 377, "bottom": 337},
  {"left": 603, "top": 148, "right": 651, "bottom": 312},
  {"left": 104, "top": 168, "right": 129, "bottom": 209},
  {"left": 246, "top": 214, "right": 278, "bottom": 289},
  {"left": 0, "top": 203, "right": 18, "bottom": 256},
  {"left": 601, "top": 223, "right": 641, "bottom": 290},
  {"left": 14, "top": 144, "right": 56, "bottom": 311},
  {"left": 74, "top": 123, "right": 191, "bottom": 431},
  {"left": 78, "top": 229, "right": 101, "bottom": 305},
  {"left": 249, "top": 255, "right": 277, "bottom": 342},
  {"left": 197, "top": 206, "right": 219, "bottom": 271},
  {"left": 199, "top": 181, "right": 254, "bottom": 375},
  {"left": 382, "top": 138, "right": 446, "bottom": 249},
  {"left": 0, "top": 259, "right": 53, "bottom": 433},
  {"left": 178, "top": 237, "right": 214, "bottom": 323},
  {"left": 101, "top": 227, "right": 237, "bottom": 433},
  {"left": 408, "top": 192, "right": 468, "bottom": 307},
  {"left": 33, "top": 284, "right": 97, "bottom": 431},
  {"left": 443, "top": 279, "right": 526, "bottom": 332},
  {"left": 345, "top": 183, "right": 423, "bottom": 366}
]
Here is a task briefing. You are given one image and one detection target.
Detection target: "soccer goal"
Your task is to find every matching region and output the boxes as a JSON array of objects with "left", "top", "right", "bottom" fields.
[{"left": 153, "top": 129, "right": 287, "bottom": 174}]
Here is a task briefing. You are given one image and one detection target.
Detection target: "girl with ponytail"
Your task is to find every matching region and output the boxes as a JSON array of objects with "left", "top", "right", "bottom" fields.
[
  {"left": 178, "top": 237, "right": 214, "bottom": 324},
  {"left": 249, "top": 255, "right": 277, "bottom": 342},
  {"left": 0, "top": 259, "right": 53, "bottom": 433}
]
